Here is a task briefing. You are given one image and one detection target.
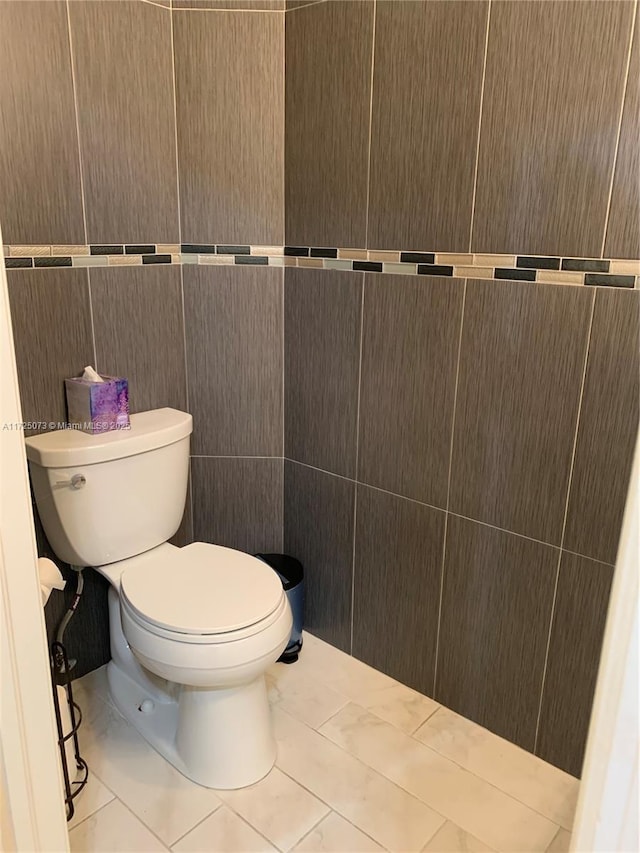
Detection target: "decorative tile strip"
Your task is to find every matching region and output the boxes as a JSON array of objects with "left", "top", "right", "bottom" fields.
[
  {"left": 34, "top": 256, "right": 72, "bottom": 267},
  {"left": 4, "top": 244, "right": 639, "bottom": 289}
]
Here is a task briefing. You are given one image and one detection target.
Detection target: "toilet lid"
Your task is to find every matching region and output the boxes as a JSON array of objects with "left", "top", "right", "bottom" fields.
[{"left": 120, "top": 542, "right": 284, "bottom": 635}]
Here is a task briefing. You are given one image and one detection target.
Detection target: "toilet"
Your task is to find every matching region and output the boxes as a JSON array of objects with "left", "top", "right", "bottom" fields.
[{"left": 25, "top": 408, "right": 292, "bottom": 789}]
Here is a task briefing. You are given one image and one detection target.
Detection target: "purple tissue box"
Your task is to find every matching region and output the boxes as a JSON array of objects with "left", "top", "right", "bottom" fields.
[{"left": 64, "top": 374, "right": 130, "bottom": 434}]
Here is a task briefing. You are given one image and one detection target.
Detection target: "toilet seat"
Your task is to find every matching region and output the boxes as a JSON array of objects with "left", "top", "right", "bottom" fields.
[{"left": 120, "top": 542, "right": 285, "bottom": 642}]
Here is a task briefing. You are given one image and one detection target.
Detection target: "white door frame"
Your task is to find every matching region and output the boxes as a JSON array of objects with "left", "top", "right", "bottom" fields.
[
  {"left": 571, "top": 434, "right": 639, "bottom": 852},
  {"left": 0, "top": 226, "right": 69, "bottom": 851}
]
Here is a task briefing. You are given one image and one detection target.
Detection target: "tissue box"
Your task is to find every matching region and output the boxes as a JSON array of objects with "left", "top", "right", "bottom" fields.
[{"left": 65, "top": 374, "right": 130, "bottom": 434}]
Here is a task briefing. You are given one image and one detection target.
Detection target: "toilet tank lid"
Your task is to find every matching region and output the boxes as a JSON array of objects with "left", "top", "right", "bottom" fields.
[{"left": 25, "top": 408, "right": 193, "bottom": 468}]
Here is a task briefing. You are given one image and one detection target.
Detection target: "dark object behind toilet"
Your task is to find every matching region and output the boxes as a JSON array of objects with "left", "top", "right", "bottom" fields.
[{"left": 255, "top": 554, "right": 304, "bottom": 664}]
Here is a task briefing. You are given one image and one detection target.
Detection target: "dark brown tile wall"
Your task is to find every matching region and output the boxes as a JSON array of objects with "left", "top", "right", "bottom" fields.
[
  {"left": 282, "top": 268, "right": 636, "bottom": 775},
  {"left": 436, "top": 516, "right": 559, "bottom": 752},
  {"left": 174, "top": 8, "right": 284, "bottom": 244},
  {"left": 286, "top": 1, "right": 323, "bottom": 10},
  {"left": 69, "top": 0, "right": 179, "bottom": 243},
  {"left": 605, "top": 7, "right": 640, "bottom": 260},
  {"left": 358, "top": 274, "right": 463, "bottom": 507},
  {"left": 183, "top": 264, "right": 283, "bottom": 457},
  {"left": 4, "top": 0, "right": 289, "bottom": 683},
  {"left": 0, "top": 1, "right": 85, "bottom": 244},
  {"left": 89, "top": 265, "right": 187, "bottom": 415},
  {"left": 352, "top": 485, "right": 445, "bottom": 695},
  {"left": 68, "top": 1, "right": 179, "bottom": 244},
  {"left": 449, "top": 280, "right": 593, "bottom": 545},
  {"left": 174, "top": 1, "right": 284, "bottom": 9},
  {"left": 285, "top": 268, "right": 362, "bottom": 477},
  {"left": 7, "top": 269, "right": 94, "bottom": 431},
  {"left": 471, "top": 0, "right": 633, "bottom": 257},
  {"left": 564, "top": 289, "right": 640, "bottom": 564},
  {"left": 283, "top": 461, "right": 355, "bottom": 652},
  {"left": 285, "top": 0, "right": 373, "bottom": 247},
  {"left": 285, "top": 0, "right": 638, "bottom": 258},
  {"left": 9, "top": 269, "right": 107, "bottom": 676},
  {"left": 536, "top": 552, "right": 615, "bottom": 777},
  {"left": 192, "top": 457, "right": 283, "bottom": 554},
  {"left": 367, "top": 1, "right": 488, "bottom": 252}
]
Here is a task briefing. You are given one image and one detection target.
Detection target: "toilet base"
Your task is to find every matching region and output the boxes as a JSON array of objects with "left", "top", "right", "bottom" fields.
[{"left": 106, "top": 661, "right": 276, "bottom": 789}]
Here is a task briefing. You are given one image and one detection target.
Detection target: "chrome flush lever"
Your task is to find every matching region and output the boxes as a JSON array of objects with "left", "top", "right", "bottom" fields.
[{"left": 55, "top": 473, "right": 86, "bottom": 489}]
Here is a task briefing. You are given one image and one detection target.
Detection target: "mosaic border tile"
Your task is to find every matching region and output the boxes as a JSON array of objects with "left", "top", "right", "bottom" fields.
[{"left": 3, "top": 244, "right": 639, "bottom": 288}]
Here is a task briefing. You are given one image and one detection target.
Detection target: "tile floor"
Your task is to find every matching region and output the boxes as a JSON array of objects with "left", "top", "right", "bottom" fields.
[{"left": 68, "top": 632, "right": 578, "bottom": 853}]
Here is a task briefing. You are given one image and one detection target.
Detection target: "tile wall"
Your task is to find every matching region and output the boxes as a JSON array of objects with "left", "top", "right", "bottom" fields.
[
  {"left": 0, "top": 0, "right": 285, "bottom": 674},
  {"left": 282, "top": 0, "right": 640, "bottom": 778},
  {"left": 1, "top": 0, "right": 638, "bottom": 775},
  {"left": 286, "top": 0, "right": 639, "bottom": 260}
]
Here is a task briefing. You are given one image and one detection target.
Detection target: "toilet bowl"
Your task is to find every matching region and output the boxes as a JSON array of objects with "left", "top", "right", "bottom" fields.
[
  {"left": 100, "top": 541, "right": 292, "bottom": 789},
  {"left": 25, "top": 408, "right": 292, "bottom": 789}
]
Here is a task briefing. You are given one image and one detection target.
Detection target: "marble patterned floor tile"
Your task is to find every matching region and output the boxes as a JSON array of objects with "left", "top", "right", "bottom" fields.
[
  {"left": 80, "top": 700, "right": 221, "bottom": 846},
  {"left": 273, "top": 705, "right": 316, "bottom": 744},
  {"left": 276, "top": 713, "right": 445, "bottom": 852},
  {"left": 546, "top": 828, "right": 571, "bottom": 852},
  {"left": 414, "top": 708, "right": 579, "bottom": 829},
  {"left": 71, "top": 636, "right": 580, "bottom": 853},
  {"left": 171, "top": 805, "right": 277, "bottom": 852},
  {"left": 219, "top": 766, "right": 330, "bottom": 851},
  {"left": 69, "top": 798, "right": 168, "bottom": 852},
  {"left": 320, "top": 704, "right": 557, "bottom": 853},
  {"left": 301, "top": 634, "right": 439, "bottom": 734},
  {"left": 68, "top": 773, "right": 115, "bottom": 831},
  {"left": 297, "top": 634, "right": 401, "bottom": 700},
  {"left": 73, "top": 664, "right": 110, "bottom": 705},
  {"left": 293, "top": 811, "right": 385, "bottom": 852},
  {"left": 75, "top": 686, "right": 128, "bottom": 746},
  {"left": 267, "top": 661, "right": 349, "bottom": 729},
  {"left": 359, "top": 683, "right": 440, "bottom": 735},
  {"left": 422, "top": 820, "right": 495, "bottom": 852}
]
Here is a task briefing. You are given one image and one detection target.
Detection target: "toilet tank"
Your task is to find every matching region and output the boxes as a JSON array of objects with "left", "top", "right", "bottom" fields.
[{"left": 25, "top": 408, "right": 192, "bottom": 567}]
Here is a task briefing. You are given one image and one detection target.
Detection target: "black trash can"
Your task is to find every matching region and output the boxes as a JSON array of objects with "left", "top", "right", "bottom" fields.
[{"left": 255, "top": 554, "right": 304, "bottom": 663}]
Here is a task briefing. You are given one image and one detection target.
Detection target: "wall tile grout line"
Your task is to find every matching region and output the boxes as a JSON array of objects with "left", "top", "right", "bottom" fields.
[
  {"left": 467, "top": 0, "right": 492, "bottom": 253},
  {"left": 283, "top": 456, "right": 610, "bottom": 569},
  {"left": 191, "top": 454, "right": 283, "bottom": 459},
  {"left": 349, "top": 274, "right": 366, "bottom": 655},
  {"left": 599, "top": 0, "right": 637, "bottom": 259},
  {"left": 171, "top": 7, "right": 284, "bottom": 12},
  {"left": 283, "top": 1, "right": 325, "bottom": 13},
  {"left": 169, "top": 1, "right": 190, "bottom": 414},
  {"left": 447, "top": 510, "right": 559, "bottom": 551},
  {"left": 140, "top": 0, "right": 173, "bottom": 9},
  {"left": 85, "top": 269, "right": 98, "bottom": 372},
  {"left": 533, "top": 287, "right": 597, "bottom": 754},
  {"left": 65, "top": 0, "right": 99, "bottom": 372},
  {"left": 432, "top": 279, "right": 467, "bottom": 697},
  {"left": 64, "top": 0, "right": 88, "bottom": 246},
  {"left": 280, "top": 1, "right": 286, "bottom": 252},
  {"left": 281, "top": 266, "right": 285, "bottom": 458},
  {"left": 363, "top": 0, "right": 377, "bottom": 250},
  {"left": 560, "top": 548, "right": 615, "bottom": 570},
  {"left": 168, "top": 1, "right": 194, "bottom": 542}
]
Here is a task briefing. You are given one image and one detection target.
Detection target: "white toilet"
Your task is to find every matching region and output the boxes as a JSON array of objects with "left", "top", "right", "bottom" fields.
[{"left": 25, "top": 408, "right": 292, "bottom": 790}]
